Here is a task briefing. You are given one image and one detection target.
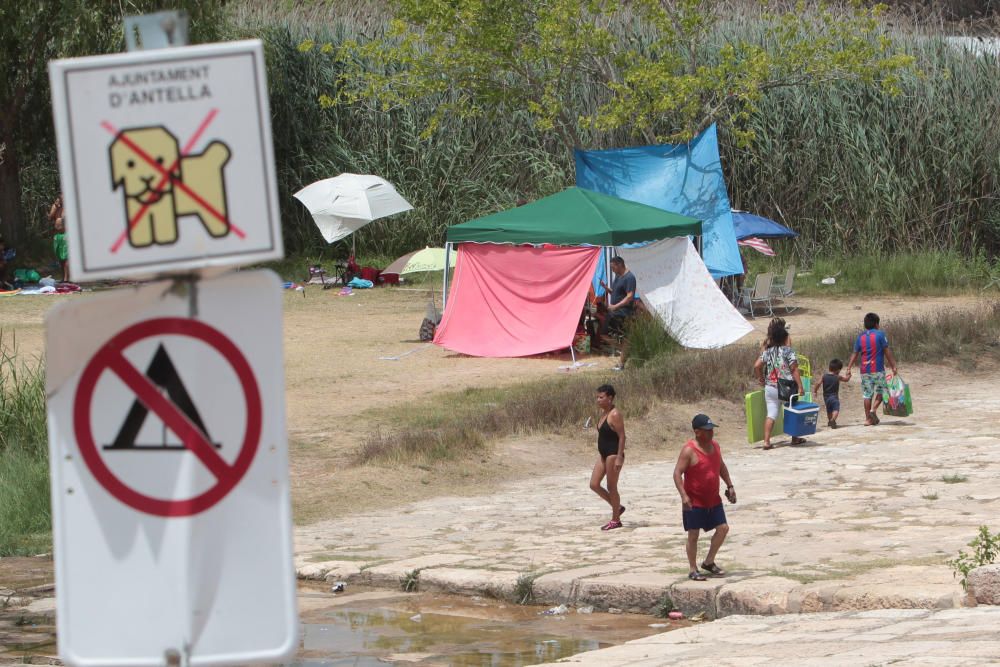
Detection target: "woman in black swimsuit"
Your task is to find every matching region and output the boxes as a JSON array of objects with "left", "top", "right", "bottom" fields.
[{"left": 591, "top": 384, "right": 626, "bottom": 530}]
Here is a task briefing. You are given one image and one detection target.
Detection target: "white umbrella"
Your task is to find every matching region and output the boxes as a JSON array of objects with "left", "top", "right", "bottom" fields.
[{"left": 293, "top": 173, "right": 413, "bottom": 245}]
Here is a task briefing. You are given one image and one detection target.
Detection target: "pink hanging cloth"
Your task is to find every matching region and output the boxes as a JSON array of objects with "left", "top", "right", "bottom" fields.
[{"left": 434, "top": 244, "right": 602, "bottom": 358}]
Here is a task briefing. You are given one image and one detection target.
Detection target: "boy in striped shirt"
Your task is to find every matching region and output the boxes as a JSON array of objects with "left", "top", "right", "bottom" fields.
[{"left": 845, "top": 312, "right": 899, "bottom": 426}]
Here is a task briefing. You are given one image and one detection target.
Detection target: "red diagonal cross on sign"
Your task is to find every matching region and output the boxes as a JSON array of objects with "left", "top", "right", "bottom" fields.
[
  {"left": 73, "top": 318, "right": 262, "bottom": 517},
  {"left": 102, "top": 110, "right": 247, "bottom": 254}
]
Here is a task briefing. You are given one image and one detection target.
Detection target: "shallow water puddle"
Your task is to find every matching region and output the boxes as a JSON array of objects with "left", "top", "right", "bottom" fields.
[
  {"left": 294, "top": 588, "right": 683, "bottom": 666},
  {"left": 0, "top": 578, "right": 685, "bottom": 666}
]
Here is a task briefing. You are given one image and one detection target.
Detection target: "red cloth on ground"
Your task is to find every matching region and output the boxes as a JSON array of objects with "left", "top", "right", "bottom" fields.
[
  {"left": 433, "top": 244, "right": 601, "bottom": 358},
  {"left": 682, "top": 440, "right": 723, "bottom": 508}
]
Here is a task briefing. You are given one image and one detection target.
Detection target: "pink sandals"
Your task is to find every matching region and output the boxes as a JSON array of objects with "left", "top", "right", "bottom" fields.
[{"left": 601, "top": 520, "right": 623, "bottom": 531}]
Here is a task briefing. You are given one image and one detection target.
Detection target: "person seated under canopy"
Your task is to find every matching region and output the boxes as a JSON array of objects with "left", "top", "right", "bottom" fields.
[{"left": 599, "top": 256, "right": 637, "bottom": 337}]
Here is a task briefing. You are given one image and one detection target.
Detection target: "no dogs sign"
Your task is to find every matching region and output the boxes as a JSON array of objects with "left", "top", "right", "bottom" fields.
[
  {"left": 49, "top": 40, "right": 283, "bottom": 281},
  {"left": 44, "top": 271, "right": 296, "bottom": 666}
]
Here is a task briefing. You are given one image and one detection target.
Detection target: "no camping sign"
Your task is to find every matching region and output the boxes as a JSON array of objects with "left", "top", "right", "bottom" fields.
[{"left": 44, "top": 270, "right": 296, "bottom": 666}]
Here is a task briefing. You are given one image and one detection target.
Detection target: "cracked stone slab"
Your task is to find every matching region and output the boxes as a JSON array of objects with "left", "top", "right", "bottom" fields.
[
  {"left": 418, "top": 568, "right": 520, "bottom": 599},
  {"left": 360, "top": 553, "right": 476, "bottom": 587},
  {"left": 533, "top": 607, "right": 1000, "bottom": 666}
]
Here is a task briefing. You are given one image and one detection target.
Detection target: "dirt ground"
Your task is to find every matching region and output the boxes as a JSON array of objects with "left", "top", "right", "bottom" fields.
[{"left": 0, "top": 285, "right": 988, "bottom": 522}]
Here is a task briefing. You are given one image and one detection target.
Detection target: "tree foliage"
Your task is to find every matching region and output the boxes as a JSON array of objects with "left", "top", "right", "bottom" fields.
[
  {"left": 313, "top": 0, "right": 916, "bottom": 149},
  {"left": 0, "top": 1, "right": 222, "bottom": 245}
]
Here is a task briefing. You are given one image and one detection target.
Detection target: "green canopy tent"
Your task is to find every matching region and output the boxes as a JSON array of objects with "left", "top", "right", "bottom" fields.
[
  {"left": 442, "top": 186, "right": 702, "bottom": 305},
  {"left": 446, "top": 186, "right": 701, "bottom": 245}
]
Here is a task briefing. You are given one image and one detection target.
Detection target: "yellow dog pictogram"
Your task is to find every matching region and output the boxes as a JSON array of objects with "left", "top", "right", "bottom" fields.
[{"left": 109, "top": 125, "right": 231, "bottom": 248}]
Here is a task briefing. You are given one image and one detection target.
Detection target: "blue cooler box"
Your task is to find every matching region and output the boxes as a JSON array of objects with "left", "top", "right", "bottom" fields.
[{"left": 783, "top": 400, "right": 819, "bottom": 437}]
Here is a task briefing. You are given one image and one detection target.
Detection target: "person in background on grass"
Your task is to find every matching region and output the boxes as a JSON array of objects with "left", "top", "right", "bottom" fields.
[
  {"left": 754, "top": 325, "right": 805, "bottom": 449},
  {"left": 53, "top": 216, "right": 69, "bottom": 282},
  {"left": 673, "top": 414, "right": 736, "bottom": 581},
  {"left": 814, "top": 358, "right": 850, "bottom": 428},
  {"left": 48, "top": 193, "right": 63, "bottom": 225},
  {"left": 845, "top": 312, "right": 898, "bottom": 426},
  {"left": 0, "top": 237, "right": 11, "bottom": 289},
  {"left": 590, "top": 384, "right": 626, "bottom": 531}
]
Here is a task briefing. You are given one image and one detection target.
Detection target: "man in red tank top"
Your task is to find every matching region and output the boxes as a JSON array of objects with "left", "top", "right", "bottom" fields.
[{"left": 672, "top": 414, "right": 736, "bottom": 581}]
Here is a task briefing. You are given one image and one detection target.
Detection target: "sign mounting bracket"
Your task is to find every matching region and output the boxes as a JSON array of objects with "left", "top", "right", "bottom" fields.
[{"left": 124, "top": 11, "right": 189, "bottom": 52}]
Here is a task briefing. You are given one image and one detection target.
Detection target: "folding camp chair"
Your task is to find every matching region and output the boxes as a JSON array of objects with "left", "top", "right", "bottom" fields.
[
  {"left": 306, "top": 265, "right": 332, "bottom": 289},
  {"left": 739, "top": 272, "right": 774, "bottom": 318},
  {"left": 771, "top": 265, "right": 797, "bottom": 313}
]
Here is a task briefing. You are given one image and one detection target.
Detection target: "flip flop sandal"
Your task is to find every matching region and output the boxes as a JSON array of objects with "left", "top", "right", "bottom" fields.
[
  {"left": 619, "top": 505, "right": 626, "bottom": 516},
  {"left": 688, "top": 571, "right": 707, "bottom": 581},
  {"left": 601, "top": 520, "right": 623, "bottom": 531},
  {"left": 701, "top": 562, "right": 726, "bottom": 576},
  {"left": 871, "top": 413, "right": 880, "bottom": 425}
]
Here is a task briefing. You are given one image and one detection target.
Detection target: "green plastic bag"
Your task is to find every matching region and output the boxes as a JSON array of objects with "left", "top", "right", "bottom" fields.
[
  {"left": 13, "top": 268, "right": 40, "bottom": 283},
  {"left": 884, "top": 373, "right": 912, "bottom": 417}
]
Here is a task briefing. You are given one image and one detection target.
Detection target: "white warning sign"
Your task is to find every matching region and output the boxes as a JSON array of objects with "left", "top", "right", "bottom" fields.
[{"left": 49, "top": 40, "right": 283, "bottom": 281}]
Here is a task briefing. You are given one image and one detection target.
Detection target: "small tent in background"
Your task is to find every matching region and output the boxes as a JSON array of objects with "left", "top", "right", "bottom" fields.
[
  {"left": 574, "top": 124, "right": 743, "bottom": 280},
  {"left": 731, "top": 211, "right": 799, "bottom": 241}
]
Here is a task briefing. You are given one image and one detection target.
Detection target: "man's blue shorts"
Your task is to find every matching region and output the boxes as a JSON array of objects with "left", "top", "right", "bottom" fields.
[
  {"left": 682, "top": 504, "right": 727, "bottom": 532},
  {"left": 824, "top": 395, "right": 840, "bottom": 415}
]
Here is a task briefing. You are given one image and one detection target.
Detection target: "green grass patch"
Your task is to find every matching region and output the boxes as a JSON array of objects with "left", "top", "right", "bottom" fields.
[
  {"left": 942, "top": 474, "right": 969, "bottom": 484},
  {"left": 355, "top": 302, "right": 1000, "bottom": 464},
  {"left": 652, "top": 592, "right": 675, "bottom": 618},
  {"left": 401, "top": 569, "right": 420, "bottom": 593},
  {"left": 512, "top": 572, "right": 539, "bottom": 605},
  {"left": 745, "top": 252, "right": 1000, "bottom": 297},
  {"left": 0, "top": 334, "right": 51, "bottom": 556},
  {"left": 622, "top": 312, "right": 682, "bottom": 368}
]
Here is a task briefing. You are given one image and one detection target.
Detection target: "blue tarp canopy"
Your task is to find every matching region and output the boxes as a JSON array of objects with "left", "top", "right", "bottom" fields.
[
  {"left": 732, "top": 211, "right": 798, "bottom": 240},
  {"left": 574, "top": 125, "right": 743, "bottom": 279}
]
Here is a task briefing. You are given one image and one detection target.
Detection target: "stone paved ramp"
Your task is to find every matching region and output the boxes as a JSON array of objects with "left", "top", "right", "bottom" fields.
[
  {"left": 535, "top": 607, "right": 1000, "bottom": 666},
  {"left": 296, "top": 374, "right": 998, "bottom": 616}
]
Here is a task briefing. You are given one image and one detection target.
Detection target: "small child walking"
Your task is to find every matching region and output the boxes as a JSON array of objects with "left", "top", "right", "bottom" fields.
[
  {"left": 814, "top": 358, "right": 849, "bottom": 428},
  {"left": 53, "top": 217, "right": 69, "bottom": 282}
]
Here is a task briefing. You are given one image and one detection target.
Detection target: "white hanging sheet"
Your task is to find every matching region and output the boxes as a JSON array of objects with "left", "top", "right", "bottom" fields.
[{"left": 620, "top": 238, "right": 753, "bottom": 349}]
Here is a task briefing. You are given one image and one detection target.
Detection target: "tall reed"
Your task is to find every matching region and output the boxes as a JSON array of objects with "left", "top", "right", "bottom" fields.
[
  {"left": 0, "top": 334, "right": 51, "bottom": 556},
  {"left": 234, "top": 5, "right": 1000, "bottom": 261},
  {"left": 14, "top": 4, "right": 1000, "bottom": 265}
]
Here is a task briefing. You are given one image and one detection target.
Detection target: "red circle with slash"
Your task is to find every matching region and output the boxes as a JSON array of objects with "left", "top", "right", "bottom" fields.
[{"left": 73, "top": 318, "right": 262, "bottom": 517}]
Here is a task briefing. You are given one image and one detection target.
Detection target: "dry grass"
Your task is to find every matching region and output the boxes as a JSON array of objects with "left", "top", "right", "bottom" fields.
[{"left": 356, "top": 302, "right": 1000, "bottom": 464}]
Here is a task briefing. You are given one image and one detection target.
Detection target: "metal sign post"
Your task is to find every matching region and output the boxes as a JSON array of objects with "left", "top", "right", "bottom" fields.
[{"left": 46, "top": 16, "right": 296, "bottom": 667}]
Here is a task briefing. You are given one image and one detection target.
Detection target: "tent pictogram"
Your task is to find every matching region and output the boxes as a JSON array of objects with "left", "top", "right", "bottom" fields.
[
  {"left": 73, "top": 317, "right": 261, "bottom": 517},
  {"left": 105, "top": 344, "right": 219, "bottom": 451}
]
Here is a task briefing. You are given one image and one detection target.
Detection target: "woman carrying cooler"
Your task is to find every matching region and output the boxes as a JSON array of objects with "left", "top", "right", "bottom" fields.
[{"left": 753, "top": 326, "right": 804, "bottom": 450}]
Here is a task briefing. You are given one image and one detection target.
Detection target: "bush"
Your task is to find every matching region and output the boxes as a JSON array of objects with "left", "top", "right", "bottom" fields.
[
  {"left": 949, "top": 525, "right": 1000, "bottom": 591},
  {"left": 622, "top": 312, "right": 681, "bottom": 368}
]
